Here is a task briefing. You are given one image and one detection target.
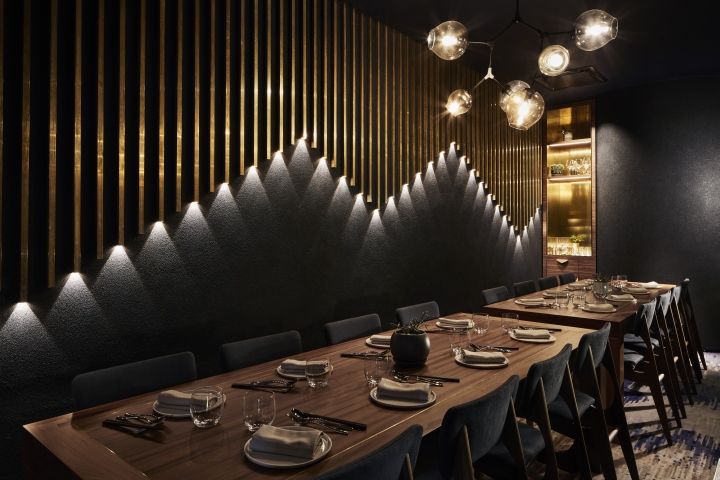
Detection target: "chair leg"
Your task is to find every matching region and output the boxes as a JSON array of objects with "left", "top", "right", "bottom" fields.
[
  {"left": 655, "top": 337, "right": 686, "bottom": 420},
  {"left": 502, "top": 401, "right": 529, "bottom": 480},
  {"left": 535, "top": 380, "right": 560, "bottom": 480},
  {"left": 453, "top": 426, "right": 475, "bottom": 480},
  {"left": 560, "top": 366, "right": 592, "bottom": 480},
  {"left": 645, "top": 370, "right": 674, "bottom": 445}
]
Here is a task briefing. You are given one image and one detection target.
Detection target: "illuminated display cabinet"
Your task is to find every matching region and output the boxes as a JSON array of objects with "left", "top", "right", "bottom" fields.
[{"left": 543, "top": 102, "right": 597, "bottom": 279}]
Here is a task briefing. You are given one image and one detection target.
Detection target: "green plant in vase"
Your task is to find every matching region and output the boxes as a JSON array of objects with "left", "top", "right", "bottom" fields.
[{"left": 390, "top": 313, "right": 432, "bottom": 368}]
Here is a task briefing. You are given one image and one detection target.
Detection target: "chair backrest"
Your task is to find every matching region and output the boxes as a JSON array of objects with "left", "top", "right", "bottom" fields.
[
  {"left": 437, "top": 376, "right": 520, "bottom": 479},
  {"left": 513, "top": 280, "right": 537, "bottom": 297},
  {"left": 680, "top": 278, "right": 694, "bottom": 316},
  {"left": 72, "top": 352, "right": 197, "bottom": 410},
  {"left": 480, "top": 286, "right": 510, "bottom": 306},
  {"left": 325, "top": 314, "right": 382, "bottom": 345},
  {"left": 395, "top": 301, "right": 439, "bottom": 326},
  {"left": 220, "top": 330, "right": 302, "bottom": 372},
  {"left": 558, "top": 272, "right": 577, "bottom": 285},
  {"left": 538, "top": 275, "right": 559, "bottom": 290},
  {"left": 316, "top": 424, "right": 423, "bottom": 480},
  {"left": 632, "top": 299, "right": 657, "bottom": 336},
  {"left": 517, "top": 344, "right": 572, "bottom": 417},
  {"left": 574, "top": 322, "right": 611, "bottom": 373},
  {"left": 657, "top": 291, "right": 672, "bottom": 317}
]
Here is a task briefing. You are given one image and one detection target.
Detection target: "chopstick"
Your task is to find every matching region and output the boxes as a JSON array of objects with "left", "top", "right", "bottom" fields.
[{"left": 393, "top": 370, "right": 460, "bottom": 383}]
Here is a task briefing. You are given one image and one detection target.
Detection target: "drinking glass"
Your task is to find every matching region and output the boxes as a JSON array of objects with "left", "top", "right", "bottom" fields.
[
  {"left": 306, "top": 358, "right": 331, "bottom": 389},
  {"left": 572, "top": 292, "right": 586, "bottom": 308},
  {"left": 472, "top": 313, "right": 490, "bottom": 335},
  {"left": 611, "top": 274, "right": 628, "bottom": 292},
  {"left": 363, "top": 355, "right": 390, "bottom": 387},
  {"left": 190, "top": 386, "right": 224, "bottom": 429},
  {"left": 501, "top": 313, "right": 519, "bottom": 333},
  {"left": 242, "top": 390, "right": 275, "bottom": 432},
  {"left": 449, "top": 330, "right": 466, "bottom": 356},
  {"left": 593, "top": 281, "right": 610, "bottom": 304},
  {"left": 557, "top": 292, "right": 572, "bottom": 309}
]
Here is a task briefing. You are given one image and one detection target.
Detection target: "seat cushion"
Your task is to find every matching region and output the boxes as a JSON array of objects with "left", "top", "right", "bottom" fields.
[
  {"left": 547, "top": 392, "right": 595, "bottom": 436},
  {"left": 476, "top": 423, "right": 544, "bottom": 480},
  {"left": 624, "top": 334, "right": 659, "bottom": 347},
  {"left": 624, "top": 348, "right": 645, "bottom": 369}
]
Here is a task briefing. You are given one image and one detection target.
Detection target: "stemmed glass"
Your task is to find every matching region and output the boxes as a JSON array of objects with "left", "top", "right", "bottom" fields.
[
  {"left": 593, "top": 281, "right": 610, "bottom": 304},
  {"left": 611, "top": 275, "right": 627, "bottom": 292}
]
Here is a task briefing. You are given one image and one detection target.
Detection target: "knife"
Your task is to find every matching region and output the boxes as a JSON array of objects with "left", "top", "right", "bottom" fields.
[
  {"left": 393, "top": 370, "right": 460, "bottom": 383},
  {"left": 294, "top": 410, "right": 367, "bottom": 431}
]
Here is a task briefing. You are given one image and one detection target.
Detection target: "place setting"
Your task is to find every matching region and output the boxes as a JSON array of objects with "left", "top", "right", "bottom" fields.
[
  {"left": 500, "top": 313, "right": 557, "bottom": 343},
  {"left": 276, "top": 358, "right": 333, "bottom": 388},
  {"left": 369, "top": 377, "right": 437, "bottom": 410},
  {"left": 514, "top": 296, "right": 549, "bottom": 308},
  {"left": 365, "top": 333, "right": 392, "bottom": 348}
]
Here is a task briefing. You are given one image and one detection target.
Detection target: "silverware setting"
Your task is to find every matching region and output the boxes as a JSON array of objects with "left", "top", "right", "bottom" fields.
[
  {"left": 288, "top": 409, "right": 355, "bottom": 435},
  {"left": 470, "top": 343, "right": 516, "bottom": 353},
  {"left": 290, "top": 408, "right": 367, "bottom": 431},
  {"left": 393, "top": 373, "right": 443, "bottom": 387},
  {"left": 232, "top": 379, "right": 297, "bottom": 393}
]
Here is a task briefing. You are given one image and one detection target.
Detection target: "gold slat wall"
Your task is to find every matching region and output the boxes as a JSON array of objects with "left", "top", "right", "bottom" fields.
[{"left": 1, "top": 0, "right": 541, "bottom": 303}]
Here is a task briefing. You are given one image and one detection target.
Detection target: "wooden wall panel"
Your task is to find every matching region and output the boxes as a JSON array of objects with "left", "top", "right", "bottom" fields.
[{"left": 0, "top": 0, "right": 542, "bottom": 304}]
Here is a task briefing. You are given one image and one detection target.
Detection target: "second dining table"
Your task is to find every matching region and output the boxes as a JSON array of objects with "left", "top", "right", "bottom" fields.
[{"left": 24, "top": 318, "right": 592, "bottom": 479}]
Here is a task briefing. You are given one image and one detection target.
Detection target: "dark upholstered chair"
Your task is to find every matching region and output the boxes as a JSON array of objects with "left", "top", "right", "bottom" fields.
[
  {"left": 325, "top": 314, "right": 382, "bottom": 345},
  {"left": 680, "top": 278, "right": 706, "bottom": 372},
  {"left": 395, "top": 301, "right": 440, "bottom": 327},
  {"left": 220, "top": 330, "right": 302, "bottom": 372},
  {"left": 480, "top": 286, "right": 510, "bottom": 306},
  {"left": 317, "top": 424, "right": 422, "bottom": 480},
  {"left": 674, "top": 282, "right": 703, "bottom": 381},
  {"left": 558, "top": 272, "right": 577, "bottom": 285},
  {"left": 72, "top": 352, "right": 197, "bottom": 410},
  {"left": 515, "top": 344, "right": 591, "bottom": 479},
  {"left": 563, "top": 323, "right": 638, "bottom": 480},
  {"left": 538, "top": 275, "right": 559, "bottom": 290},
  {"left": 513, "top": 280, "right": 537, "bottom": 297},
  {"left": 427, "top": 376, "right": 540, "bottom": 480},
  {"left": 623, "top": 299, "right": 677, "bottom": 445}
]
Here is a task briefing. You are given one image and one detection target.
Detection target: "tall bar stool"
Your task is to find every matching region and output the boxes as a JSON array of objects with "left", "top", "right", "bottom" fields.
[
  {"left": 680, "top": 278, "right": 707, "bottom": 375},
  {"left": 395, "top": 301, "right": 440, "bottom": 326},
  {"left": 513, "top": 280, "right": 538, "bottom": 297},
  {"left": 516, "top": 344, "right": 592, "bottom": 479},
  {"left": 220, "top": 330, "right": 302, "bottom": 372},
  {"left": 480, "top": 286, "right": 510, "bottom": 306},
  {"left": 564, "top": 323, "right": 638, "bottom": 480},
  {"left": 324, "top": 314, "right": 382, "bottom": 345},
  {"left": 623, "top": 299, "right": 677, "bottom": 445},
  {"left": 538, "top": 275, "right": 559, "bottom": 290}
]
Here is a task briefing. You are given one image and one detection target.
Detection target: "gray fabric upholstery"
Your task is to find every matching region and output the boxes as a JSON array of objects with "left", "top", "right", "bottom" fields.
[
  {"left": 513, "top": 280, "right": 537, "bottom": 297},
  {"left": 547, "top": 392, "right": 595, "bottom": 436},
  {"left": 538, "top": 275, "right": 559, "bottom": 290},
  {"left": 516, "top": 344, "right": 573, "bottom": 418},
  {"left": 629, "top": 299, "right": 657, "bottom": 336},
  {"left": 220, "top": 330, "right": 302, "bottom": 372},
  {"left": 71, "top": 352, "right": 197, "bottom": 410},
  {"left": 624, "top": 349, "right": 645, "bottom": 368},
  {"left": 558, "top": 272, "right": 577, "bottom": 285},
  {"left": 657, "top": 291, "right": 672, "bottom": 317},
  {"left": 478, "top": 423, "right": 545, "bottom": 480},
  {"left": 574, "top": 322, "right": 611, "bottom": 373},
  {"left": 480, "top": 286, "right": 510, "bottom": 306},
  {"left": 317, "top": 424, "right": 422, "bottom": 480},
  {"left": 325, "top": 314, "right": 382, "bottom": 345},
  {"left": 435, "top": 376, "right": 520, "bottom": 479},
  {"left": 395, "top": 301, "right": 440, "bottom": 326},
  {"left": 624, "top": 334, "right": 660, "bottom": 348}
]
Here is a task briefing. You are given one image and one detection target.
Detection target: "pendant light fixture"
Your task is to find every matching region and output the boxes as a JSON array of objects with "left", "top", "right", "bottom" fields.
[{"left": 428, "top": 1, "right": 617, "bottom": 130}]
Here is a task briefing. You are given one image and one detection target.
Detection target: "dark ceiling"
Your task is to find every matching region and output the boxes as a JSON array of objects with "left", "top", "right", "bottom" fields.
[{"left": 346, "top": 0, "right": 720, "bottom": 105}]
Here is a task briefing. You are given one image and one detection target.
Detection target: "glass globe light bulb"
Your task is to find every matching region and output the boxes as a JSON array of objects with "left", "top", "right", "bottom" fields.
[
  {"left": 538, "top": 45, "right": 570, "bottom": 76},
  {"left": 499, "top": 82, "right": 545, "bottom": 130},
  {"left": 427, "top": 21, "right": 469, "bottom": 60},
  {"left": 446, "top": 89, "right": 472, "bottom": 116},
  {"left": 574, "top": 9, "right": 618, "bottom": 51}
]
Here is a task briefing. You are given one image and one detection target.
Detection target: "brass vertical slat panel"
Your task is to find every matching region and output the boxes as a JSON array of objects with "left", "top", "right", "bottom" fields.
[
  {"left": 0, "top": 0, "right": 3, "bottom": 290},
  {"left": 323, "top": 0, "right": 329, "bottom": 163},
  {"left": 194, "top": 0, "right": 200, "bottom": 198},
  {"left": 159, "top": 0, "right": 166, "bottom": 219},
  {"left": 406, "top": 38, "right": 412, "bottom": 178},
  {"left": 278, "top": 0, "right": 284, "bottom": 151},
  {"left": 223, "top": 0, "right": 230, "bottom": 183},
  {"left": 73, "top": 0, "right": 82, "bottom": 271},
  {"left": 404, "top": 36, "right": 409, "bottom": 183},
  {"left": 139, "top": 0, "right": 146, "bottom": 232},
  {"left": 332, "top": 0, "right": 339, "bottom": 168},
  {"left": 20, "top": 0, "right": 31, "bottom": 299},
  {"left": 383, "top": 24, "right": 389, "bottom": 203},
  {"left": 342, "top": 3, "right": 348, "bottom": 180},
  {"left": 96, "top": 0, "right": 104, "bottom": 256},
  {"left": 290, "top": 0, "right": 296, "bottom": 140},
  {"left": 377, "top": 21, "right": 383, "bottom": 203},
  {"left": 266, "top": 0, "right": 272, "bottom": 157},
  {"left": 302, "top": 0, "right": 307, "bottom": 139},
  {"left": 239, "top": 0, "right": 246, "bottom": 173},
  {"left": 175, "top": 0, "right": 182, "bottom": 209},
  {"left": 48, "top": 0, "right": 58, "bottom": 283},
  {"left": 393, "top": 30, "right": 400, "bottom": 190},
  {"left": 119, "top": 0, "right": 126, "bottom": 242},
  {"left": 357, "top": 12, "right": 362, "bottom": 194},
  {"left": 350, "top": 8, "right": 356, "bottom": 186},
  {"left": 209, "top": 0, "right": 216, "bottom": 190},
  {"left": 313, "top": 0, "right": 319, "bottom": 145},
  {"left": 252, "top": 0, "right": 259, "bottom": 164},
  {"left": 365, "top": 17, "right": 371, "bottom": 202}
]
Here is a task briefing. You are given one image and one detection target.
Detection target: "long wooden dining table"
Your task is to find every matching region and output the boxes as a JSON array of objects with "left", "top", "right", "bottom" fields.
[
  {"left": 24, "top": 318, "right": 592, "bottom": 479},
  {"left": 481, "top": 282, "right": 676, "bottom": 388}
]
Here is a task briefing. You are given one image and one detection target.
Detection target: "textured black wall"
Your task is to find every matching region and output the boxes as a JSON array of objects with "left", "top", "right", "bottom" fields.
[
  {"left": 595, "top": 76, "right": 720, "bottom": 350},
  {"left": 0, "top": 143, "right": 541, "bottom": 478}
]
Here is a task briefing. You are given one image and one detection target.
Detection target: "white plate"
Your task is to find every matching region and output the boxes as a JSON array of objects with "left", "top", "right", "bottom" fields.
[
  {"left": 369, "top": 387, "right": 437, "bottom": 410},
  {"left": 152, "top": 394, "right": 226, "bottom": 419},
  {"left": 514, "top": 299, "right": 547, "bottom": 307},
  {"left": 581, "top": 306, "right": 618, "bottom": 313},
  {"left": 454, "top": 353, "right": 509, "bottom": 369},
  {"left": 365, "top": 338, "right": 391, "bottom": 349},
  {"left": 509, "top": 330, "right": 556, "bottom": 343},
  {"left": 244, "top": 426, "right": 332, "bottom": 469},
  {"left": 435, "top": 320, "right": 474, "bottom": 330},
  {"left": 276, "top": 364, "right": 333, "bottom": 380}
]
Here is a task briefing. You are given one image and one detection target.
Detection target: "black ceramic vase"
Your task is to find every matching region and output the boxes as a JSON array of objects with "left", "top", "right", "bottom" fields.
[{"left": 390, "top": 332, "right": 431, "bottom": 368}]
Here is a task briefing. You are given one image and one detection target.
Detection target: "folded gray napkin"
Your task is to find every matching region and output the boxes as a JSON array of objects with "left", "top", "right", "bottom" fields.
[
  {"left": 608, "top": 293, "right": 635, "bottom": 301},
  {"left": 584, "top": 303, "right": 615, "bottom": 312},
  {"left": 438, "top": 317, "right": 473, "bottom": 328},
  {"left": 461, "top": 350, "right": 506, "bottom": 364},
  {"left": 369, "top": 334, "right": 392, "bottom": 345},
  {"left": 623, "top": 286, "right": 648, "bottom": 294},
  {"left": 513, "top": 328, "right": 551, "bottom": 339},
  {"left": 280, "top": 359, "right": 328, "bottom": 375},
  {"left": 249, "top": 425, "right": 323, "bottom": 459},
  {"left": 376, "top": 378, "right": 430, "bottom": 402},
  {"left": 157, "top": 389, "right": 192, "bottom": 407}
]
